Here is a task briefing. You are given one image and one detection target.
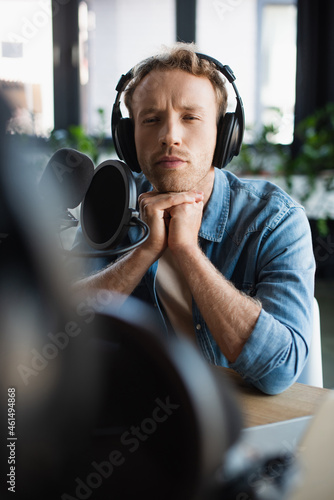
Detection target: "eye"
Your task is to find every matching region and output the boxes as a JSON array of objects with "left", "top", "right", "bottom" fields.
[
  {"left": 183, "top": 115, "right": 199, "bottom": 121},
  {"left": 142, "top": 116, "right": 159, "bottom": 124}
]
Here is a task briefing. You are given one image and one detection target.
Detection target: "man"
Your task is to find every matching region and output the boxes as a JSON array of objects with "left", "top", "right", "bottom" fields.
[{"left": 73, "top": 43, "right": 315, "bottom": 395}]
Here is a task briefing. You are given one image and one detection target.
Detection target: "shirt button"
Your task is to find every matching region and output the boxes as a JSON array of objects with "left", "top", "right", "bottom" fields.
[{"left": 196, "top": 324, "right": 201, "bottom": 330}]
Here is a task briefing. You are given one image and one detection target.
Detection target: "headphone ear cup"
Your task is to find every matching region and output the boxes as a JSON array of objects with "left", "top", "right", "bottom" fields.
[
  {"left": 213, "top": 112, "right": 240, "bottom": 169},
  {"left": 114, "top": 118, "right": 142, "bottom": 173}
]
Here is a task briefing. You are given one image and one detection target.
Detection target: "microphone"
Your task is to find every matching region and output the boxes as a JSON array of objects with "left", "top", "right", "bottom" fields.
[
  {"left": 78, "top": 159, "right": 149, "bottom": 256},
  {"left": 40, "top": 150, "right": 149, "bottom": 256},
  {"left": 39, "top": 148, "right": 94, "bottom": 227}
]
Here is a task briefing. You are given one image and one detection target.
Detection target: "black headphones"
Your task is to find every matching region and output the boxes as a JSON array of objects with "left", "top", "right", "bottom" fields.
[{"left": 111, "top": 53, "right": 245, "bottom": 173}]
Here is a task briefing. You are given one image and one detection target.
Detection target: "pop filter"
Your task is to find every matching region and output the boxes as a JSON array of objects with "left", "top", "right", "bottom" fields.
[
  {"left": 39, "top": 148, "right": 95, "bottom": 210},
  {"left": 78, "top": 160, "right": 149, "bottom": 257}
]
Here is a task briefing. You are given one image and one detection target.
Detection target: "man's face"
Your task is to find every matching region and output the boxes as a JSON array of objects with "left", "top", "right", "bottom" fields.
[{"left": 131, "top": 69, "right": 218, "bottom": 193}]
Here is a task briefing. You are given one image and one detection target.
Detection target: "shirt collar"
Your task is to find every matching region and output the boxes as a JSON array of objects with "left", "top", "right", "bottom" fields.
[{"left": 198, "top": 168, "right": 230, "bottom": 242}]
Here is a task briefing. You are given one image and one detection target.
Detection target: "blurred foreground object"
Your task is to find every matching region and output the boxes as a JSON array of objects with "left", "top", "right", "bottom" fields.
[{"left": 0, "top": 90, "right": 242, "bottom": 499}]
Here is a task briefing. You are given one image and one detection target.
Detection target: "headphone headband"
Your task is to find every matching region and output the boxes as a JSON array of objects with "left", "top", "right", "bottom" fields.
[{"left": 111, "top": 52, "right": 245, "bottom": 173}]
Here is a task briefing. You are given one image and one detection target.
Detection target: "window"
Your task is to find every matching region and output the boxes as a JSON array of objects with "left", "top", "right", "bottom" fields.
[
  {"left": 1, "top": 1, "right": 296, "bottom": 144},
  {"left": 0, "top": 0, "right": 54, "bottom": 136},
  {"left": 79, "top": 0, "right": 176, "bottom": 136},
  {"left": 197, "top": 0, "right": 297, "bottom": 144},
  {"left": 259, "top": 2, "right": 297, "bottom": 144}
]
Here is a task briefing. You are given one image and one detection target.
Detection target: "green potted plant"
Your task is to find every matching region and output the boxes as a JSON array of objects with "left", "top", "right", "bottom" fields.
[
  {"left": 48, "top": 108, "right": 114, "bottom": 164},
  {"left": 284, "top": 102, "right": 334, "bottom": 201},
  {"left": 283, "top": 103, "right": 334, "bottom": 277},
  {"left": 228, "top": 108, "right": 290, "bottom": 178}
]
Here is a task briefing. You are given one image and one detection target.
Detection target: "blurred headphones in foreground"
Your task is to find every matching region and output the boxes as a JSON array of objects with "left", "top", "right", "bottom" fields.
[{"left": 111, "top": 52, "right": 245, "bottom": 173}]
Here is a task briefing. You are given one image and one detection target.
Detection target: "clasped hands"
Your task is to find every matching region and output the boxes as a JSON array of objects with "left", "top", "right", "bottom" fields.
[{"left": 138, "top": 190, "right": 204, "bottom": 258}]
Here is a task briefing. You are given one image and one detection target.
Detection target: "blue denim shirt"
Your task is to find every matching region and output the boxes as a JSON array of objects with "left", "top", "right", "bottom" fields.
[{"left": 73, "top": 168, "right": 315, "bottom": 395}]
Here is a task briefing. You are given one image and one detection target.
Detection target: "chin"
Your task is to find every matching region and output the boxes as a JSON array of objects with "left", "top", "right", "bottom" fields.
[
  {"left": 152, "top": 175, "right": 195, "bottom": 194},
  {"left": 156, "top": 183, "right": 193, "bottom": 194}
]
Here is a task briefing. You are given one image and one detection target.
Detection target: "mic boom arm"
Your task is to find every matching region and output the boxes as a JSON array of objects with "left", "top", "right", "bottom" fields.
[{"left": 68, "top": 212, "right": 150, "bottom": 257}]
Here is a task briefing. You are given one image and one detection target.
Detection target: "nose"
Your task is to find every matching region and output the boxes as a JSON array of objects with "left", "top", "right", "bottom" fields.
[{"left": 158, "top": 116, "right": 182, "bottom": 148}]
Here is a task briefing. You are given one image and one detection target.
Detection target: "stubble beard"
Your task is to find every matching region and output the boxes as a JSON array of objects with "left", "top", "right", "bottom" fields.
[
  {"left": 149, "top": 170, "right": 195, "bottom": 193},
  {"left": 141, "top": 154, "right": 213, "bottom": 194}
]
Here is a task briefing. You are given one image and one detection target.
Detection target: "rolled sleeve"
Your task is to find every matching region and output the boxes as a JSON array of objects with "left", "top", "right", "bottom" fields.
[{"left": 230, "top": 207, "right": 315, "bottom": 394}]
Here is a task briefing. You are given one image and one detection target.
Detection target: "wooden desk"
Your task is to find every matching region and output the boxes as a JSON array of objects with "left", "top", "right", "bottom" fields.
[{"left": 221, "top": 368, "right": 332, "bottom": 428}]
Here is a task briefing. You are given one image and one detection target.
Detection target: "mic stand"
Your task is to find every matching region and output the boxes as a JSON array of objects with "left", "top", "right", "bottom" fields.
[
  {"left": 60, "top": 215, "right": 150, "bottom": 258},
  {"left": 59, "top": 209, "right": 79, "bottom": 229}
]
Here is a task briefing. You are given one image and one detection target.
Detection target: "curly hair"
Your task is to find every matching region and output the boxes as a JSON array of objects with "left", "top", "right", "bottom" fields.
[{"left": 124, "top": 42, "right": 228, "bottom": 122}]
